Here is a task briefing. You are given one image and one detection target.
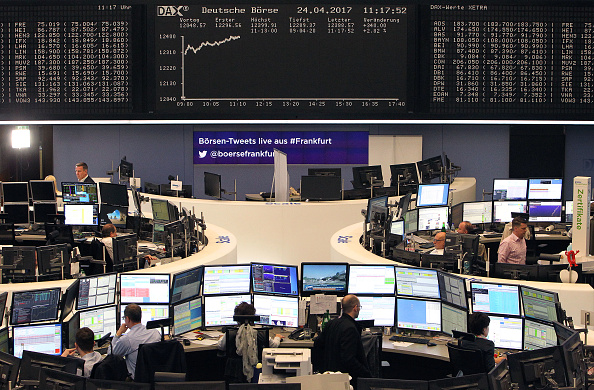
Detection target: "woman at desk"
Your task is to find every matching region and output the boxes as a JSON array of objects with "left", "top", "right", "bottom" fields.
[{"left": 460, "top": 313, "right": 506, "bottom": 371}]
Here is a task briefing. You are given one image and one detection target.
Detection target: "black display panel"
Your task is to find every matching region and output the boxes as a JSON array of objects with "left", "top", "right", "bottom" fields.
[{"left": 11, "top": 288, "right": 61, "bottom": 325}]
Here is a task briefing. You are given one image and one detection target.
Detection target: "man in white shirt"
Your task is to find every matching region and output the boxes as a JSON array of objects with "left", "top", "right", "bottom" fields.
[
  {"left": 62, "top": 327, "right": 103, "bottom": 377},
  {"left": 429, "top": 232, "right": 446, "bottom": 255}
]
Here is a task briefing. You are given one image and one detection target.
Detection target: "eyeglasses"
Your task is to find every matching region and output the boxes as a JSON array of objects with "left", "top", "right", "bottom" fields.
[
  {"left": 121, "top": 315, "right": 127, "bottom": 321},
  {"left": 433, "top": 238, "right": 444, "bottom": 242}
]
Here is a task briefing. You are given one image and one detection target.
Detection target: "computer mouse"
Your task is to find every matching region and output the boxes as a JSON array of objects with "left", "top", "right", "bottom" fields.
[
  {"left": 183, "top": 339, "right": 191, "bottom": 346},
  {"left": 426, "top": 342, "right": 437, "bottom": 347}
]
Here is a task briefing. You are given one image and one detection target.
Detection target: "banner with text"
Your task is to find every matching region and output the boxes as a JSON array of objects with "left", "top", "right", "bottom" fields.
[{"left": 193, "top": 131, "right": 368, "bottom": 164}]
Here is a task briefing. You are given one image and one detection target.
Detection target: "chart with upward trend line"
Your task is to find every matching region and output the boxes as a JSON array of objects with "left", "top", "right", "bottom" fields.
[{"left": 154, "top": 3, "right": 410, "bottom": 118}]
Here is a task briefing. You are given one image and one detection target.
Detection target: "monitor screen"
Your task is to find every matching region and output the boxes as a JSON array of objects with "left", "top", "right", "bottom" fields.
[
  {"left": 528, "top": 178, "right": 563, "bottom": 200},
  {"left": 3, "top": 204, "right": 30, "bottom": 224},
  {"left": 301, "top": 263, "right": 348, "bottom": 295},
  {"left": 357, "top": 296, "right": 396, "bottom": 327},
  {"left": 528, "top": 201, "right": 562, "bottom": 222},
  {"left": 112, "top": 234, "right": 138, "bottom": 265},
  {"left": 99, "top": 204, "right": 128, "bottom": 227},
  {"left": 119, "top": 160, "right": 134, "bottom": 179},
  {"left": 253, "top": 294, "right": 299, "bottom": 328},
  {"left": 251, "top": 263, "right": 299, "bottom": 296},
  {"left": 300, "top": 175, "right": 342, "bottom": 201},
  {"left": 13, "top": 323, "right": 62, "bottom": 358},
  {"left": 463, "top": 201, "right": 493, "bottom": 225},
  {"left": 492, "top": 201, "right": 528, "bottom": 223},
  {"left": 404, "top": 209, "right": 418, "bottom": 234},
  {"left": 352, "top": 165, "right": 383, "bottom": 189},
  {"left": 120, "top": 273, "right": 171, "bottom": 304},
  {"left": 153, "top": 221, "right": 166, "bottom": 245},
  {"left": 64, "top": 203, "right": 99, "bottom": 226},
  {"left": 441, "top": 304, "right": 467, "bottom": 336},
  {"left": 565, "top": 200, "right": 573, "bottom": 223},
  {"left": 60, "top": 280, "right": 79, "bottom": 322},
  {"left": 173, "top": 297, "right": 203, "bottom": 336},
  {"left": 390, "top": 220, "right": 405, "bottom": 238},
  {"left": 30, "top": 180, "right": 56, "bottom": 201},
  {"left": 61, "top": 182, "right": 98, "bottom": 204},
  {"left": 416, "top": 184, "right": 449, "bottom": 207},
  {"left": 417, "top": 156, "right": 443, "bottom": 183},
  {"left": 0, "top": 328, "right": 8, "bottom": 354},
  {"left": 390, "top": 163, "right": 419, "bottom": 186},
  {"left": 438, "top": 272, "right": 467, "bottom": 309},
  {"left": 11, "top": 288, "right": 61, "bottom": 325},
  {"left": 33, "top": 203, "right": 57, "bottom": 224},
  {"left": 98, "top": 182, "right": 129, "bottom": 207},
  {"left": 396, "top": 267, "right": 440, "bottom": 299},
  {"left": 308, "top": 168, "right": 341, "bottom": 177},
  {"left": 366, "top": 196, "right": 389, "bottom": 224},
  {"left": 488, "top": 315, "right": 523, "bottom": 350},
  {"left": 120, "top": 304, "right": 170, "bottom": 335},
  {"left": 520, "top": 286, "right": 558, "bottom": 322},
  {"left": 471, "top": 282, "right": 520, "bottom": 316},
  {"left": 417, "top": 207, "right": 449, "bottom": 231},
  {"left": 493, "top": 179, "right": 528, "bottom": 201},
  {"left": 151, "top": 198, "right": 170, "bottom": 222},
  {"left": 2, "top": 182, "right": 29, "bottom": 203},
  {"left": 397, "top": 298, "right": 441, "bottom": 332},
  {"left": 171, "top": 266, "right": 204, "bottom": 305},
  {"left": 203, "top": 265, "right": 251, "bottom": 295},
  {"left": 77, "top": 273, "right": 117, "bottom": 310},
  {"left": 204, "top": 294, "right": 252, "bottom": 327},
  {"left": 524, "top": 319, "right": 558, "bottom": 351},
  {"left": 79, "top": 305, "right": 118, "bottom": 340},
  {"left": 204, "top": 172, "right": 222, "bottom": 198},
  {"left": 347, "top": 265, "right": 396, "bottom": 295}
]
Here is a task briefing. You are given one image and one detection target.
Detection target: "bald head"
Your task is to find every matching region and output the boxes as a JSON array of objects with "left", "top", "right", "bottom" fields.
[
  {"left": 433, "top": 232, "right": 446, "bottom": 250},
  {"left": 458, "top": 221, "right": 472, "bottom": 234},
  {"left": 342, "top": 294, "right": 361, "bottom": 319}
]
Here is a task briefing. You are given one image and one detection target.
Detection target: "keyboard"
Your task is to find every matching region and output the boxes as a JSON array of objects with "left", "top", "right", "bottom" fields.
[
  {"left": 418, "top": 243, "right": 434, "bottom": 249},
  {"left": 482, "top": 233, "right": 502, "bottom": 238},
  {"left": 390, "top": 335, "right": 430, "bottom": 344}
]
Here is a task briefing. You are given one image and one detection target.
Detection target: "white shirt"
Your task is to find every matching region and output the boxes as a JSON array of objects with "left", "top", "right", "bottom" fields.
[{"left": 81, "top": 351, "right": 103, "bottom": 377}]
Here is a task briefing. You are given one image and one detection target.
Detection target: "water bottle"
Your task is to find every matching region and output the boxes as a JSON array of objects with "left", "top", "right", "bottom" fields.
[{"left": 321, "top": 310, "right": 331, "bottom": 331}]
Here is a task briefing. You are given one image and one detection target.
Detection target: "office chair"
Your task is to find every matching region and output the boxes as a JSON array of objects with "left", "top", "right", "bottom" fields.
[
  {"left": 134, "top": 340, "right": 187, "bottom": 384},
  {"left": 225, "top": 325, "right": 270, "bottom": 383},
  {"left": 229, "top": 384, "right": 302, "bottom": 390},
  {"left": 155, "top": 381, "right": 227, "bottom": 390},
  {"left": 446, "top": 342, "right": 488, "bottom": 376},
  {"left": 87, "top": 379, "right": 150, "bottom": 390},
  {"left": 358, "top": 378, "right": 429, "bottom": 390},
  {"left": 361, "top": 332, "right": 382, "bottom": 378},
  {"left": 0, "top": 224, "right": 16, "bottom": 246}
]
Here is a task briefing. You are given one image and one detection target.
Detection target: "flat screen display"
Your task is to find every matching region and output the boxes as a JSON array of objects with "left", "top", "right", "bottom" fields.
[
  {"left": 3, "top": 204, "right": 30, "bottom": 224},
  {"left": 528, "top": 179, "right": 563, "bottom": 200},
  {"left": 151, "top": 198, "right": 170, "bottom": 222},
  {"left": 404, "top": 209, "right": 418, "bottom": 234},
  {"left": 253, "top": 294, "right": 299, "bottom": 328},
  {"left": 30, "top": 180, "right": 56, "bottom": 201},
  {"left": 98, "top": 204, "right": 128, "bottom": 227},
  {"left": 471, "top": 282, "right": 520, "bottom": 316},
  {"left": 79, "top": 305, "right": 118, "bottom": 340},
  {"left": 2, "top": 182, "right": 29, "bottom": 203},
  {"left": 366, "top": 196, "right": 389, "bottom": 223},
  {"left": 417, "top": 206, "right": 449, "bottom": 231},
  {"left": 11, "top": 288, "right": 61, "bottom": 325},
  {"left": 204, "top": 294, "right": 252, "bottom": 327},
  {"left": 301, "top": 263, "right": 348, "bottom": 295},
  {"left": 64, "top": 204, "right": 99, "bottom": 226},
  {"left": 99, "top": 182, "right": 129, "bottom": 206},
  {"left": 528, "top": 201, "right": 562, "bottom": 222},
  {"left": 173, "top": 297, "right": 202, "bottom": 336},
  {"left": 13, "top": 323, "right": 62, "bottom": 358},
  {"left": 396, "top": 267, "right": 440, "bottom": 299},
  {"left": 252, "top": 263, "right": 299, "bottom": 296},
  {"left": 390, "top": 220, "right": 405, "bottom": 238},
  {"left": 77, "top": 273, "right": 117, "bottom": 310},
  {"left": 487, "top": 315, "right": 523, "bottom": 350},
  {"left": 61, "top": 182, "right": 98, "bottom": 204},
  {"left": 171, "top": 266, "right": 203, "bottom": 305},
  {"left": 524, "top": 319, "right": 557, "bottom": 351},
  {"left": 416, "top": 184, "right": 449, "bottom": 207},
  {"left": 120, "top": 273, "right": 171, "bottom": 304},
  {"left": 357, "top": 296, "right": 396, "bottom": 327},
  {"left": 120, "top": 304, "right": 170, "bottom": 335},
  {"left": 463, "top": 201, "right": 493, "bottom": 224},
  {"left": 492, "top": 201, "right": 527, "bottom": 223},
  {"left": 33, "top": 203, "right": 58, "bottom": 224},
  {"left": 300, "top": 175, "right": 342, "bottom": 201},
  {"left": 520, "top": 286, "right": 558, "bottom": 323},
  {"left": 493, "top": 179, "right": 528, "bottom": 201},
  {"left": 397, "top": 298, "right": 441, "bottom": 332},
  {"left": 203, "top": 265, "right": 251, "bottom": 295},
  {"left": 347, "top": 265, "right": 395, "bottom": 295},
  {"left": 441, "top": 304, "right": 467, "bottom": 336},
  {"left": 438, "top": 272, "right": 467, "bottom": 309}
]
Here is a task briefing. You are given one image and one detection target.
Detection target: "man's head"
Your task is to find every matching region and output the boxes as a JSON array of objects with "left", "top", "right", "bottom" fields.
[
  {"left": 75, "top": 327, "right": 95, "bottom": 353},
  {"left": 123, "top": 303, "right": 142, "bottom": 326},
  {"left": 468, "top": 312, "right": 490, "bottom": 337},
  {"left": 102, "top": 223, "right": 117, "bottom": 238},
  {"left": 511, "top": 217, "right": 528, "bottom": 239},
  {"left": 75, "top": 162, "right": 89, "bottom": 181},
  {"left": 433, "top": 232, "right": 446, "bottom": 250},
  {"left": 457, "top": 221, "right": 472, "bottom": 234},
  {"left": 342, "top": 294, "right": 361, "bottom": 319}
]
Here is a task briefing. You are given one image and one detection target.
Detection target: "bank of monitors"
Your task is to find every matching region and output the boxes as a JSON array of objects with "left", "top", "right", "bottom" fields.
[
  {"left": 64, "top": 203, "right": 99, "bottom": 226},
  {"left": 204, "top": 294, "right": 252, "bottom": 327},
  {"left": 492, "top": 201, "right": 528, "bottom": 223},
  {"left": 171, "top": 266, "right": 204, "bottom": 305},
  {"left": 300, "top": 175, "right": 342, "bottom": 201},
  {"left": 203, "top": 264, "right": 251, "bottom": 295},
  {"left": 204, "top": 172, "right": 222, "bottom": 199},
  {"left": 33, "top": 203, "right": 57, "bottom": 224},
  {"left": 300, "top": 262, "right": 348, "bottom": 296},
  {"left": 11, "top": 288, "right": 61, "bottom": 325},
  {"left": 13, "top": 323, "right": 63, "bottom": 358},
  {"left": 357, "top": 296, "right": 396, "bottom": 327},
  {"left": 366, "top": 195, "right": 389, "bottom": 224},
  {"left": 79, "top": 305, "right": 118, "bottom": 341},
  {"left": 470, "top": 282, "right": 520, "bottom": 316},
  {"left": 99, "top": 205, "right": 128, "bottom": 228},
  {"left": 438, "top": 272, "right": 467, "bottom": 309},
  {"left": 253, "top": 294, "right": 299, "bottom": 328},
  {"left": 1, "top": 182, "right": 29, "bottom": 203},
  {"left": 61, "top": 182, "right": 98, "bottom": 204},
  {"left": 172, "top": 297, "right": 202, "bottom": 336},
  {"left": 523, "top": 318, "right": 557, "bottom": 351},
  {"left": 493, "top": 179, "right": 528, "bottom": 201},
  {"left": 30, "top": 180, "right": 56, "bottom": 202},
  {"left": 396, "top": 267, "right": 440, "bottom": 299},
  {"left": 98, "top": 182, "right": 129, "bottom": 207},
  {"left": 417, "top": 207, "right": 449, "bottom": 231},
  {"left": 528, "top": 201, "right": 562, "bottom": 222},
  {"left": 347, "top": 265, "right": 395, "bottom": 295},
  {"left": 416, "top": 184, "right": 449, "bottom": 207},
  {"left": 397, "top": 297, "right": 441, "bottom": 332},
  {"left": 77, "top": 273, "right": 118, "bottom": 310},
  {"left": 119, "top": 273, "right": 170, "bottom": 305},
  {"left": 488, "top": 315, "right": 523, "bottom": 350},
  {"left": 404, "top": 209, "right": 418, "bottom": 234},
  {"left": 441, "top": 304, "right": 467, "bottom": 336},
  {"left": 120, "top": 305, "right": 170, "bottom": 335},
  {"left": 520, "top": 286, "right": 558, "bottom": 323},
  {"left": 352, "top": 165, "right": 383, "bottom": 189},
  {"left": 151, "top": 198, "right": 170, "bottom": 222},
  {"left": 251, "top": 263, "right": 299, "bottom": 296},
  {"left": 528, "top": 178, "right": 563, "bottom": 200},
  {"left": 2, "top": 204, "right": 29, "bottom": 225}
]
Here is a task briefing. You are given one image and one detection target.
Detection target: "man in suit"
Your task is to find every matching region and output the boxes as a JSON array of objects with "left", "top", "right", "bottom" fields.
[{"left": 75, "top": 162, "right": 94, "bottom": 183}]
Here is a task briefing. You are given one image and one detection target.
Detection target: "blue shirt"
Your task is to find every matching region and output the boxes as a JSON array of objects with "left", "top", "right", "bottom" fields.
[{"left": 110, "top": 324, "right": 161, "bottom": 379}]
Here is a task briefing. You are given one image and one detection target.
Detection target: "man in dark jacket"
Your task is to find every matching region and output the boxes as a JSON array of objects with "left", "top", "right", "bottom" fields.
[{"left": 314, "top": 294, "right": 372, "bottom": 386}]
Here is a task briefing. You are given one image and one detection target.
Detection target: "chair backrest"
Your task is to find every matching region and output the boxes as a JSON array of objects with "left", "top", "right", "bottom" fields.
[
  {"left": 155, "top": 381, "right": 227, "bottom": 390},
  {"left": 229, "top": 384, "right": 301, "bottom": 390},
  {"left": 446, "top": 342, "right": 487, "bottom": 376},
  {"left": 90, "top": 354, "right": 129, "bottom": 381},
  {"left": 87, "top": 378, "right": 151, "bottom": 390},
  {"left": 0, "top": 224, "right": 15, "bottom": 246},
  {"left": 225, "top": 326, "right": 270, "bottom": 362},
  {"left": 361, "top": 332, "right": 382, "bottom": 378},
  {"left": 134, "top": 340, "right": 187, "bottom": 383}
]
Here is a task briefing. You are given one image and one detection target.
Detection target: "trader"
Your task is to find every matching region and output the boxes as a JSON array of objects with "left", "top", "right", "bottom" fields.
[
  {"left": 111, "top": 303, "right": 161, "bottom": 379},
  {"left": 429, "top": 231, "right": 446, "bottom": 255},
  {"left": 314, "top": 294, "right": 372, "bottom": 387},
  {"left": 498, "top": 217, "right": 527, "bottom": 264},
  {"left": 216, "top": 302, "right": 283, "bottom": 350},
  {"left": 62, "top": 327, "right": 103, "bottom": 377},
  {"left": 457, "top": 221, "right": 472, "bottom": 234},
  {"left": 460, "top": 313, "right": 506, "bottom": 371},
  {"left": 75, "top": 162, "right": 95, "bottom": 183},
  {"left": 101, "top": 223, "right": 157, "bottom": 266}
]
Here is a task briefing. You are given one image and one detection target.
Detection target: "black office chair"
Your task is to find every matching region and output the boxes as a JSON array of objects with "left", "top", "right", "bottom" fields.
[
  {"left": 358, "top": 378, "right": 429, "bottom": 390},
  {"left": 526, "top": 225, "right": 548, "bottom": 265},
  {"left": 154, "top": 381, "right": 227, "bottom": 390},
  {"left": 361, "top": 332, "right": 382, "bottom": 378},
  {"left": 0, "top": 224, "right": 16, "bottom": 246},
  {"left": 446, "top": 342, "right": 488, "bottom": 376},
  {"left": 228, "top": 384, "right": 302, "bottom": 390},
  {"left": 134, "top": 340, "right": 187, "bottom": 384},
  {"left": 87, "top": 379, "right": 150, "bottom": 390},
  {"left": 225, "top": 325, "right": 270, "bottom": 383}
]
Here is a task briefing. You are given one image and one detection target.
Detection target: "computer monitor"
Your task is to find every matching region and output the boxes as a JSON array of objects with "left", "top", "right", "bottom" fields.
[
  {"left": 39, "top": 368, "right": 87, "bottom": 390},
  {"left": 111, "top": 234, "right": 138, "bottom": 266},
  {"left": 0, "top": 349, "right": 20, "bottom": 387},
  {"left": 144, "top": 182, "right": 159, "bottom": 195},
  {"left": 417, "top": 156, "right": 443, "bottom": 183},
  {"left": 119, "top": 273, "right": 171, "bottom": 304},
  {"left": 119, "top": 159, "right": 134, "bottom": 179},
  {"left": 397, "top": 297, "right": 441, "bottom": 332},
  {"left": 461, "top": 201, "right": 493, "bottom": 225},
  {"left": 30, "top": 180, "right": 56, "bottom": 202},
  {"left": 204, "top": 172, "right": 222, "bottom": 198},
  {"left": 203, "top": 294, "right": 252, "bottom": 327},
  {"left": 300, "top": 262, "right": 348, "bottom": 296},
  {"left": 99, "top": 182, "right": 129, "bottom": 207},
  {"left": 528, "top": 178, "right": 563, "bottom": 200},
  {"left": 416, "top": 184, "right": 449, "bottom": 207},
  {"left": 300, "top": 176, "right": 342, "bottom": 201},
  {"left": 60, "top": 280, "right": 79, "bottom": 322},
  {"left": 61, "top": 182, "right": 98, "bottom": 204},
  {"left": 390, "top": 220, "right": 405, "bottom": 239},
  {"left": 13, "top": 324, "right": 63, "bottom": 358},
  {"left": 366, "top": 195, "right": 389, "bottom": 224},
  {"left": 99, "top": 204, "right": 128, "bottom": 228},
  {"left": 77, "top": 273, "right": 118, "bottom": 310},
  {"left": 203, "top": 264, "right": 251, "bottom": 295},
  {"left": 523, "top": 318, "right": 557, "bottom": 351},
  {"left": 428, "top": 374, "right": 488, "bottom": 390},
  {"left": 347, "top": 265, "right": 396, "bottom": 295},
  {"left": 171, "top": 266, "right": 204, "bottom": 305},
  {"left": 492, "top": 263, "right": 539, "bottom": 281},
  {"left": 528, "top": 201, "right": 562, "bottom": 222},
  {"left": 396, "top": 267, "right": 440, "bottom": 299},
  {"left": 352, "top": 165, "right": 383, "bottom": 189},
  {"left": 470, "top": 282, "right": 520, "bottom": 316},
  {"left": 64, "top": 203, "right": 99, "bottom": 226},
  {"left": 0, "top": 329, "right": 8, "bottom": 355},
  {"left": 520, "top": 286, "right": 558, "bottom": 323},
  {"left": 404, "top": 209, "right": 418, "bottom": 234},
  {"left": 421, "top": 253, "right": 459, "bottom": 273},
  {"left": 507, "top": 345, "right": 567, "bottom": 390},
  {"left": 79, "top": 305, "right": 118, "bottom": 341},
  {"left": 441, "top": 303, "right": 467, "bottom": 336},
  {"left": 36, "top": 244, "right": 70, "bottom": 279},
  {"left": 487, "top": 361, "right": 512, "bottom": 390},
  {"left": 151, "top": 198, "right": 170, "bottom": 222},
  {"left": 0, "top": 293, "right": 7, "bottom": 327},
  {"left": 438, "top": 271, "right": 467, "bottom": 310},
  {"left": 119, "top": 304, "right": 170, "bottom": 335},
  {"left": 11, "top": 287, "right": 61, "bottom": 325},
  {"left": 390, "top": 163, "right": 419, "bottom": 187},
  {"left": 152, "top": 221, "right": 167, "bottom": 245},
  {"left": 172, "top": 297, "right": 202, "bottom": 336},
  {"left": 357, "top": 296, "right": 396, "bottom": 327},
  {"left": 251, "top": 263, "right": 299, "bottom": 296},
  {"left": 253, "top": 294, "right": 299, "bottom": 328},
  {"left": 492, "top": 201, "right": 528, "bottom": 223},
  {"left": 558, "top": 328, "right": 587, "bottom": 390},
  {"left": 392, "top": 248, "right": 421, "bottom": 267},
  {"left": 487, "top": 315, "right": 523, "bottom": 350},
  {"left": 565, "top": 200, "right": 573, "bottom": 223},
  {"left": 1, "top": 182, "right": 29, "bottom": 203},
  {"left": 308, "top": 167, "right": 341, "bottom": 177},
  {"left": 32, "top": 203, "right": 57, "bottom": 224},
  {"left": 1, "top": 246, "right": 36, "bottom": 279},
  {"left": 2, "top": 204, "right": 29, "bottom": 225},
  {"left": 493, "top": 179, "right": 528, "bottom": 201},
  {"left": 450, "top": 203, "right": 463, "bottom": 228},
  {"left": 417, "top": 207, "right": 449, "bottom": 231}
]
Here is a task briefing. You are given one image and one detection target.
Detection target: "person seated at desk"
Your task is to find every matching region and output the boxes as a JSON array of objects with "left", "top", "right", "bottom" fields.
[
  {"left": 498, "top": 217, "right": 527, "bottom": 265},
  {"left": 62, "top": 327, "right": 103, "bottom": 377},
  {"left": 457, "top": 221, "right": 472, "bottom": 234},
  {"left": 101, "top": 224, "right": 157, "bottom": 266},
  {"left": 428, "top": 232, "right": 446, "bottom": 255},
  {"left": 460, "top": 313, "right": 506, "bottom": 372}
]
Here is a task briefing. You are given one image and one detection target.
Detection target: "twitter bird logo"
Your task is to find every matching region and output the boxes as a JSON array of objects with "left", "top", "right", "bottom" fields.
[{"left": 198, "top": 151, "right": 207, "bottom": 158}]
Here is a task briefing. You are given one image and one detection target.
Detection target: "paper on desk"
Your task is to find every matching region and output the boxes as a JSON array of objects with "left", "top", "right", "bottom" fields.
[
  {"left": 310, "top": 294, "right": 337, "bottom": 315},
  {"left": 392, "top": 341, "right": 414, "bottom": 347},
  {"left": 299, "top": 299, "right": 307, "bottom": 326}
]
